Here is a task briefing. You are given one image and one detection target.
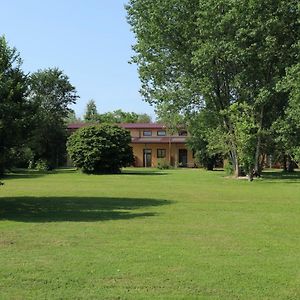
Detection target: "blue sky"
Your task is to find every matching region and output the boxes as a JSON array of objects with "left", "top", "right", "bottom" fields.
[{"left": 0, "top": 0, "right": 155, "bottom": 118}]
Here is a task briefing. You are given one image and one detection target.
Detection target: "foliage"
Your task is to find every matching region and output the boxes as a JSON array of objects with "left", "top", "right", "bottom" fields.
[
  {"left": 0, "top": 36, "right": 32, "bottom": 174},
  {"left": 157, "top": 158, "right": 171, "bottom": 169},
  {"left": 98, "top": 109, "right": 152, "bottom": 124},
  {"left": 155, "top": 103, "right": 185, "bottom": 135},
  {"left": 35, "top": 159, "right": 50, "bottom": 171},
  {"left": 226, "top": 102, "right": 258, "bottom": 176},
  {"left": 67, "top": 124, "right": 134, "bottom": 173},
  {"left": 274, "top": 62, "right": 300, "bottom": 166},
  {"left": 65, "top": 109, "right": 82, "bottom": 125},
  {"left": 29, "top": 68, "right": 78, "bottom": 169},
  {"left": 84, "top": 99, "right": 98, "bottom": 122},
  {"left": 187, "top": 109, "right": 222, "bottom": 170},
  {"left": 224, "top": 160, "right": 234, "bottom": 176},
  {"left": 127, "top": 0, "right": 300, "bottom": 178}
]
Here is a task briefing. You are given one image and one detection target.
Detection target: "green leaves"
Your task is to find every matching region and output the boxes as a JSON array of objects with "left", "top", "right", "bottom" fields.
[
  {"left": 67, "top": 124, "right": 134, "bottom": 174},
  {"left": 127, "top": 0, "right": 300, "bottom": 175}
]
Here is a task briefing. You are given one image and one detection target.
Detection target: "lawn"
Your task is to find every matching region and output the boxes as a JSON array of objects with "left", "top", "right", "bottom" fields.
[{"left": 1, "top": 168, "right": 300, "bottom": 299}]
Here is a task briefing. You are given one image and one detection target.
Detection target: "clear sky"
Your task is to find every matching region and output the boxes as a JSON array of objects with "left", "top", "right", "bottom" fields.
[{"left": 0, "top": 0, "right": 155, "bottom": 118}]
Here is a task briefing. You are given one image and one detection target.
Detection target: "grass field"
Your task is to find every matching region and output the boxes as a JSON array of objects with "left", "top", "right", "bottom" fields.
[{"left": 1, "top": 168, "right": 300, "bottom": 299}]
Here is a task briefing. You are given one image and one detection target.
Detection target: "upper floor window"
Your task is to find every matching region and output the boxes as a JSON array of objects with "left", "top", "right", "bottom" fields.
[
  {"left": 178, "top": 130, "right": 188, "bottom": 136},
  {"left": 143, "top": 130, "right": 152, "bottom": 136},
  {"left": 157, "top": 130, "right": 166, "bottom": 136}
]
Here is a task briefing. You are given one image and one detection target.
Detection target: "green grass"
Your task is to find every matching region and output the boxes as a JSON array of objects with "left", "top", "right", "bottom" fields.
[{"left": 1, "top": 168, "right": 300, "bottom": 299}]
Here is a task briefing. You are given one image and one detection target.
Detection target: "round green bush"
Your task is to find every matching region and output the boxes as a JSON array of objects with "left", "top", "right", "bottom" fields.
[{"left": 67, "top": 124, "right": 134, "bottom": 174}]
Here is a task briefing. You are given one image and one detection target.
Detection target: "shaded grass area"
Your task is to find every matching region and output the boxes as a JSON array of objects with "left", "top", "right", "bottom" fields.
[
  {"left": 0, "top": 196, "right": 171, "bottom": 222},
  {"left": 1, "top": 168, "right": 300, "bottom": 299},
  {"left": 262, "top": 169, "right": 300, "bottom": 181}
]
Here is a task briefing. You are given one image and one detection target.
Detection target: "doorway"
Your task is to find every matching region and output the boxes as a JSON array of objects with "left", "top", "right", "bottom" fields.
[
  {"left": 143, "top": 149, "right": 152, "bottom": 167},
  {"left": 178, "top": 149, "right": 188, "bottom": 167}
]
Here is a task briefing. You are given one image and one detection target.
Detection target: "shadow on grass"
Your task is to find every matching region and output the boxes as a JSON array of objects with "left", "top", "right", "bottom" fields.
[
  {"left": 2, "top": 171, "right": 47, "bottom": 180},
  {"left": 262, "top": 171, "right": 300, "bottom": 182},
  {"left": 121, "top": 169, "right": 167, "bottom": 176},
  {"left": 2, "top": 168, "right": 167, "bottom": 179},
  {"left": 0, "top": 197, "right": 172, "bottom": 222}
]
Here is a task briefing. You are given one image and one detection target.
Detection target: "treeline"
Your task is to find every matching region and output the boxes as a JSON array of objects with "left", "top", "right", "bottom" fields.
[
  {"left": 67, "top": 99, "right": 152, "bottom": 124},
  {"left": 127, "top": 0, "right": 300, "bottom": 179},
  {"left": 0, "top": 36, "right": 150, "bottom": 173},
  {"left": 0, "top": 36, "right": 78, "bottom": 173}
]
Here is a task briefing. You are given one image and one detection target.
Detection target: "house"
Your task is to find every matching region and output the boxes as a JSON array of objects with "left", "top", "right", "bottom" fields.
[{"left": 67, "top": 123, "right": 195, "bottom": 168}]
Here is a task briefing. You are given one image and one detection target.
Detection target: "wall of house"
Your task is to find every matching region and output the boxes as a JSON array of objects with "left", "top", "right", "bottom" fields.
[{"left": 131, "top": 143, "right": 195, "bottom": 167}]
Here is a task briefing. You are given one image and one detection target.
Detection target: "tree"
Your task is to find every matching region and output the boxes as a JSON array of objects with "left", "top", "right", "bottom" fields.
[
  {"left": 127, "top": 0, "right": 300, "bottom": 178},
  {"left": 0, "top": 36, "right": 32, "bottom": 174},
  {"left": 273, "top": 62, "right": 300, "bottom": 171},
  {"left": 186, "top": 109, "right": 222, "bottom": 170},
  {"left": 137, "top": 113, "right": 152, "bottom": 123},
  {"left": 67, "top": 124, "right": 134, "bottom": 173},
  {"left": 84, "top": 99, "right": 98, "bottom": 122},
  {"left": 65, "top": 109, "right": 82, "bottom": 125},
  {"left": 98, "top": 109, "right": 152, "bottom": 124},
  {"left": 29, "top": 68, "right": 78, "bottom": 169}
]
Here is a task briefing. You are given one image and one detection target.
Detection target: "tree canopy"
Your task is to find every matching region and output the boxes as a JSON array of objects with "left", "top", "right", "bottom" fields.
[
  {"left": 28, "top": 68, "right": 78, "bottom": 169},
  {"left": 127, "top": 0, "right": 300, "bottom": 178},
  {"left": 0, "top": 36, "right": 32, "bottom": 173},
  {"left": 67, "top": 124, "right": 134, "bottom": 173}
]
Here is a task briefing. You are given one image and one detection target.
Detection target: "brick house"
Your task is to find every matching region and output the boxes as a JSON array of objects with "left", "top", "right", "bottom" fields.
[{"left": 67, "top": 123, "right": 195, "bottom": 168}]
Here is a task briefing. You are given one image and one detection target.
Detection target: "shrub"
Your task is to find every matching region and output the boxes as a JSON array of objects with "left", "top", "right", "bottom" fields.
[
  {"left": 157, "top": 158, "right": 171, "bottom": 169},
  {"left": 224, "top": 160, "right": 234, "bottom": 176},
  {"left": 35, "top": 159, "right": 50, "bottom": 171},
  {"left": 67, "top": 124, "right": 134, "bottom": 174}
]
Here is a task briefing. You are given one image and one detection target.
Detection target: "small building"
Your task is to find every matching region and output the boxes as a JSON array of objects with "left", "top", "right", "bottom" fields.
[{"left": 67, "top": 123, "right": 195, "bottom": 168}]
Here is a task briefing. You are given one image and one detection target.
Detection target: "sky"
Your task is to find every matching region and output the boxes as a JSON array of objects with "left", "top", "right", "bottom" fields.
[{"left": 0, "top": 0, "right": 155, "bottom": 118}]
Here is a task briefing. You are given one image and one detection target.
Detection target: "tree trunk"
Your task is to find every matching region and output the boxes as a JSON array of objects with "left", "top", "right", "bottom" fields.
[
  {"left": 282, "top": 154, "right": 287, "bottom": 172},
  {"left": 287, "top": 155, "right": 295, "bottom": 173},
  {"left": 231, "top": 150, "right": 242, "bottom": 177}
]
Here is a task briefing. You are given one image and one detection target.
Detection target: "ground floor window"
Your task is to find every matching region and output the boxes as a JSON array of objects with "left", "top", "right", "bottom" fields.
[{"left": 157, "top": 149, "right": 166, "bottom": 158}]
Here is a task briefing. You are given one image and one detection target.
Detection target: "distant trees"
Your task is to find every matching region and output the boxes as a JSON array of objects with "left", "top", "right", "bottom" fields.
[
  {"left": 0, "top": 36, "right": 33, "bottom": 174},
  {"left": 67, "top": 124, "right": 134, "bottom": 173},
  {"left": 84, "top": 99, "right": 98, "bottom": 122},
  {"left": 82, "top": 100, "right": 152, "bottom": 124},
  {"left": 0, "top": 36, "right": 79, "bottom": 173},
  {"left": 127, "top": 0, "right": 300, "bottom": 178},
  {"left": 28, "top": 68, "right": 78, "bottom": 169}
]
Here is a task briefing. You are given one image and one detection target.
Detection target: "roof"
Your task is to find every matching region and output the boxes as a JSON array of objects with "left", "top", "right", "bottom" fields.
[
  {"left": 67, "top": 123, "right": 166, "bottom": 130},
  {"left": 120, "top": 123, "right": 165, "bottom": 129},
  {"left": 67, "top": 123, "right": 89, "bottom": 129},
  {"left": 131, "top": 137, "right": 186, "bottom": 144}
]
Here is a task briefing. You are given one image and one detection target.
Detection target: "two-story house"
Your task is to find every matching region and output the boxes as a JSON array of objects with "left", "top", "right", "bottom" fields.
[{"left": 67, "top": 123, "right": 195, "bottom": 168}]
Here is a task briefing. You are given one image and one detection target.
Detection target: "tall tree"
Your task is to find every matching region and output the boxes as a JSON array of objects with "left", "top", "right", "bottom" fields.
[
  {"left": 84, "top": 99, "right": 98, "bottom": 122},
  {"left": 0, "top": 36, "right": 32, "bottom": 174},
  {"left": 127, "top": 0, "right": 300, "bottom": 177},
  {"left": 29, "top": 68, "right": 78, "bottom": 169}
]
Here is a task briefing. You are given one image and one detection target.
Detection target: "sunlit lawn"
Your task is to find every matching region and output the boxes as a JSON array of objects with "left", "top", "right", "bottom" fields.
[{"left": 1, "top": 168, "right": 300, "bottom": 299}]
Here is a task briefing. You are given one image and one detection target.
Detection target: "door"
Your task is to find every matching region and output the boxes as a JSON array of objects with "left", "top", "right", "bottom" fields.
[
  {"left": 143, "top": 149, "right": 152, "bottom": 167},
  {"left": 178, "top": 149, "right": 188, "bottom": 167}
]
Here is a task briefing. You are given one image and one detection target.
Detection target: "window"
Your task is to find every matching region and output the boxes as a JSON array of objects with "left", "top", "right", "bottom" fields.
[
  {"left": 178, "top": 130, "right": 188, "bottom": 136},
  {"left": 157, "top": 149, "right": 166, "bottom": 158},
  {"left": 157, "top": 130, "right": 166, "bottom": 136},
  {"left": 143, "top": 130, "right": 152, "bottom": 136}
]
